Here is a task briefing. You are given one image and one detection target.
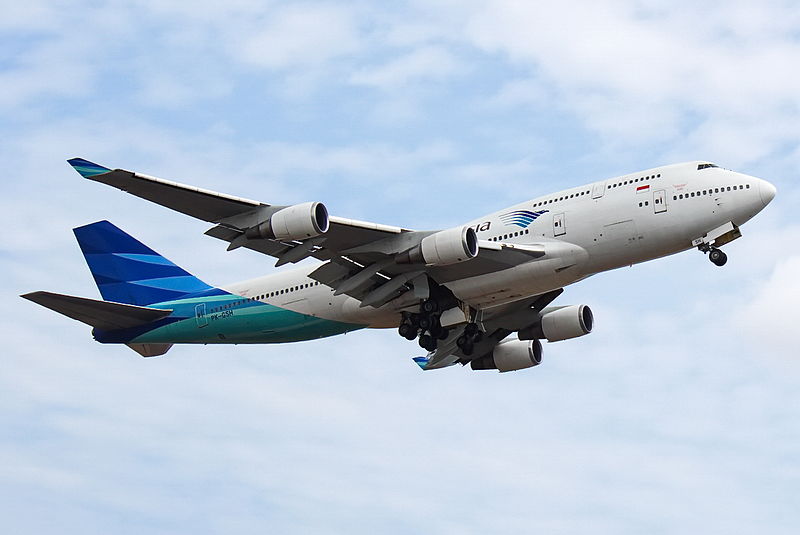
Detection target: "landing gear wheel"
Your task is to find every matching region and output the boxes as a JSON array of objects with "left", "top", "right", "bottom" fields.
[
  {"left": 709, "top": 248, "right": 728, "bottom": 266},
  {"left": 419, "top": 334, "right": 437, "bottom": 352},
  {"left": 436, "top": 327, "right": 450, "bottom": 340},
  {"left": 418, "top": 315, "right": 433, "bottom": 330},
  {"left": 464, "top": 322, "right": 479, "bottom": 336},
  {"left": 398, "top": 323, "right": 417, "bottom": 340},
  {"left": 421, "top": 300, "right": 439, "bottom": 314}
]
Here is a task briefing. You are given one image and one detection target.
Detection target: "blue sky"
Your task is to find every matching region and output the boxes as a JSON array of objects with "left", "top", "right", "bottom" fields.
[{"left": 2, "top": 1, "right": 799, "bottom": 533}]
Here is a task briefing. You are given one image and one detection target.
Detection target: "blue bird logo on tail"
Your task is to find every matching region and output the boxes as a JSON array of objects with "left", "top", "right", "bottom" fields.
[{"left": 499, "top": 209, "right": 549, "bottom": 228}]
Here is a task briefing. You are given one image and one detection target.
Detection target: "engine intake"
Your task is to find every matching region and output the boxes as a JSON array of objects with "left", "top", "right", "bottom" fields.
[
  {"left": 470, "top": 339, "right": 543, "bottom": 372},
  {"left": 519, "top": 304, "right": 593, "bottom": 342},
  {"left": 245, "top": 202, "right": 329, "bottom": 241},
  {"left": 396, "top": 226, "right": 478, "bottom": 266}
]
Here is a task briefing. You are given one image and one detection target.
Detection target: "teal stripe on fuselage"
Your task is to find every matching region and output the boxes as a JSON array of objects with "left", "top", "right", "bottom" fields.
[{"left": 96, "top": 293, "right": 365, "bottom": 345}]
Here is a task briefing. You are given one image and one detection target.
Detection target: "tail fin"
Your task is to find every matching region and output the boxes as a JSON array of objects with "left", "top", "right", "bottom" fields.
[{"left": 74, "top": 220, "right": 215, "bottom": 306}]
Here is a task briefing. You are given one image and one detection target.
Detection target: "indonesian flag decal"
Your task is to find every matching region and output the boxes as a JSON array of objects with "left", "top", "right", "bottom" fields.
[{"left": 636, "top": 184, "right": 651, "bottom": 193}]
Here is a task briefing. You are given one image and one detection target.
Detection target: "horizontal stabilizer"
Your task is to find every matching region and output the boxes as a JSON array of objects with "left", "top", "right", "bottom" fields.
[{"left": 21, "top": 291, "right": 172, "bottom": 331}]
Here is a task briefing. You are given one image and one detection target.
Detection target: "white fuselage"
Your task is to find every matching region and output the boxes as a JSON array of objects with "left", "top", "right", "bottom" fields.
[{"left": 222, "top": 162, "right": 774, "bottom": 328}]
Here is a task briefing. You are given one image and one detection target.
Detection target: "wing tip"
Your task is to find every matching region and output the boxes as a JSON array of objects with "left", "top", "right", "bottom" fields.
[
  {"left": 67, "top": 157, "right": 111, "bottom": 178},
  {"left": 412, "top": 356, "right": 431, "bottom": 370}
]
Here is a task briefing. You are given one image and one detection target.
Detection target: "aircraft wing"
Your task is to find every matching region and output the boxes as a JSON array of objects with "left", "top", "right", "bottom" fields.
[{"left": 69, "top": 158, "right": 546, "bottom": 308}]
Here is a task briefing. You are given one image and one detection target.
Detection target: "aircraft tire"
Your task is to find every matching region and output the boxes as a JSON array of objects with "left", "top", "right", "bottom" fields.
[
  {"left": 709, "top": 249, "right": 728, "bottom": 266},
  {"left": 419, "top": 334, "right": 437, "bottom": 352}
]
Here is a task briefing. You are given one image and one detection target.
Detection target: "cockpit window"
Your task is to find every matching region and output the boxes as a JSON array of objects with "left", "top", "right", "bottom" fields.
[{"left": 697, "top": 163, "right": 719, "bottom": 170}]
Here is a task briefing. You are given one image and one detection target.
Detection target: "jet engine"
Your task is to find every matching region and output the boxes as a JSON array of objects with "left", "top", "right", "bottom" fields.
[
  {"left": 245, "top": 202, "right": 329, "bottom": 241},
  {"left": 519, "top": 305, "right": 593, "bottom": 342},
  {"left": 396, "top": 226, "right": 478, "bottom": 266},
  {"left": 470, "top": 339, "right": 543, "bottom": 372}
]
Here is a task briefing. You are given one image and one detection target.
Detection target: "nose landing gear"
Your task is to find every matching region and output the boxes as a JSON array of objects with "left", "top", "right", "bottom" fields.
[
  {"left": 698, "top": 243, "right": 728, "bottom": 267},
  {"left": 708, "top": 248, "right": 727, "bottom": 266}
]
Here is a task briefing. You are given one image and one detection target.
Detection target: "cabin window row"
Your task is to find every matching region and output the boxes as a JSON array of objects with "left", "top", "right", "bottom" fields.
[
  {"left": 210, "top": 281, "right": 322, "bottom": 312},
  {"left": 256, "top": 281, "right": 321, "bottom": 300},
  {"left": 489, "top": 229, "right": 530, "bottom": 241},
  {"left": 609, "top": 173, "right": 661, "bottom": 190},
  {"left": 533, "top": 191, "right": 590, "bottom": 207},
  {"left": 672, "top": 184, "right": 750, "bottom": 201}
]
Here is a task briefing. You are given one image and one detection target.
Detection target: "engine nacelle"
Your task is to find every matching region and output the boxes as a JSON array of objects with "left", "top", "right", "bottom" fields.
[
  {"left": 518, "top": 304, "right": 593, "bottom": 342},
  {"left": 396, "top": 226, "right": 478, "bottom": 266},
  {"left": 470, "top": 339, "right": 543, "bottom": 372},
  {"left": 245, "top": 202, "right": 329, "bottom": 241}
]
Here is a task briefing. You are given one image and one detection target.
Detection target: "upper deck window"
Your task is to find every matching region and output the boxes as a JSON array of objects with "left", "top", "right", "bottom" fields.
[{"left": 697, "top": 163, "right": 719, "bottom": 170}]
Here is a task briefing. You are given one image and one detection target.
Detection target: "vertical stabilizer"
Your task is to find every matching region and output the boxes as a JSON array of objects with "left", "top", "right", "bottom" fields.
[{"left": 73, "top": 220, "right": 216, "bottom": 306}]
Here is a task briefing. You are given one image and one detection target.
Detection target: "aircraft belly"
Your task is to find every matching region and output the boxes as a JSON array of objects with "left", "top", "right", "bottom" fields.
[
  {"left": 118, "top": 301, "right": 365, "bottom": 345},
  {"left": 445, "top": 246, "right": 589, "bottom": 308}
]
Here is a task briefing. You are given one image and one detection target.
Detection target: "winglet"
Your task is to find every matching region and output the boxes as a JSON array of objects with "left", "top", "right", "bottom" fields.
[
  {"left": 412, "top": 355, "right": 432, "bottom": 370},
  {"left": 67, "top": 157, "right": 111, "bottom": 178}
]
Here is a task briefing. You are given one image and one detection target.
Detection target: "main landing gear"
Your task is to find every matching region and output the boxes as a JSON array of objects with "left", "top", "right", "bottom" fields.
[
  {"left": 698, "top": 243, "right": 728, "bottom": 267},
  {"left": 398, "top": 282, "right": 474, "bottom": 353},
  {"left": 398, "top": 298, "right": 455, "bottom": 353},
  {"left": 455, "top": 322, "right": 483, "bottom": 357}
]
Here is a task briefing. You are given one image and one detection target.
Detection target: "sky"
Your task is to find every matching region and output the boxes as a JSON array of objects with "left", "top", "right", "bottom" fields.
[{"left": 2, "top": 1, "right": 799, "bottom": 533}]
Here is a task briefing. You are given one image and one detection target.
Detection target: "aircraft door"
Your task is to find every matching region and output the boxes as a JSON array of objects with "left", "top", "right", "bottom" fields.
[
  {"left": 592, "top": 181, "right": 606, "bottom": 199},
  {"left": 653, "top": 189, "right": 667, "bottom": 213},
  {"left": 553, "top": 212, "right": 566, "bottom": 236},
  {"left": 195, "top": 303, "right": 208, "bottom": 328}
]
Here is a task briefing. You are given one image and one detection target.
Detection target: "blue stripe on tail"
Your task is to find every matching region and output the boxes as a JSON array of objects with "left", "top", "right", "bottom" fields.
[{"left": 74, "top": 221, "right": 216, "bottom": 306}]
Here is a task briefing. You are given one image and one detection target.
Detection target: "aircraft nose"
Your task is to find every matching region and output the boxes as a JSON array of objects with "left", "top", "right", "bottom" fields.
[{"left": 759, "top": 179, "right": 777, "bottom": 207}]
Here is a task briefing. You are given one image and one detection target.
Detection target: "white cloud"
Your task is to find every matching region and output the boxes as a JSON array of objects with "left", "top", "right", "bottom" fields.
[
  {"left": 733, "top": 254, "right": 800, "bottom": 359},
  {"left": 236, "top": 3, "right": 361, "bottom": 69},
  {"left": 350, "top": 46, "right": 465, "bottom": 88},
  {"left": 453, "top": 1, "right": 800, "bottom": 162}
]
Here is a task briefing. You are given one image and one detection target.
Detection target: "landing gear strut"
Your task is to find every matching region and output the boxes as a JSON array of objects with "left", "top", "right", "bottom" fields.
[
  {"left": 455, "top": 322, "right": 483, "bottom": 356},
  {"left": 698, "top": 242, "right": 727, "bottom": 267}
]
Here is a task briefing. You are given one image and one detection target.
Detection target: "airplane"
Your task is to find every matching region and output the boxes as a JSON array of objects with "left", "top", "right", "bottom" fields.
[{"left": 22, "top": 158, "right": 776, "bottom": 372}]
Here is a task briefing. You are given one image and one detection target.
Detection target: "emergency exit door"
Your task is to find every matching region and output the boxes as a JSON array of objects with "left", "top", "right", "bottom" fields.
[
  {"left": 653, "top": 189, "right": 667, "bottom": 213},
  {"left": 195, "top": 303, "right": 208, "bottom": 328},
  {"left": 553, "top": 213, "right": 566, "bottom": 236}
]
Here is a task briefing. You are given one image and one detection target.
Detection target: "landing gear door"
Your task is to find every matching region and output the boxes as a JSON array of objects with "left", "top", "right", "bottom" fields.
[
  {"left": 653, "top": 189, "right": 667, "bottom": 213},
  {"left": 592, "top": 181, "right": 606, "bottom": 199},
  {"left": 553, "top": 212, "right": 566, "bottom": 237},
  {"left": 195, "top": 303, "right": 208, "bottom": 328}
]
